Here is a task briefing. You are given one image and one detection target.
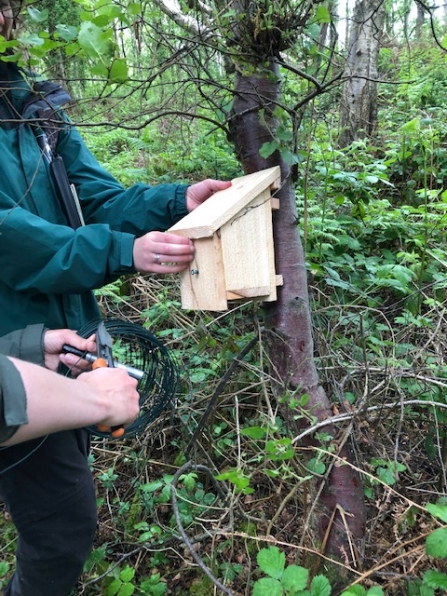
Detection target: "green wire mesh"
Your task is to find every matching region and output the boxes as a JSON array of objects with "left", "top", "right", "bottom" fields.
[{"left": 77, "top": 318, "right": 179, "bottom": 439}]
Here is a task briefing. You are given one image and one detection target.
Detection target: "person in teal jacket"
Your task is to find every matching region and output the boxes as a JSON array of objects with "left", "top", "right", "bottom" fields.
[
  {"left": 0, "top": 3, "right": 231, "bottom": 595},
  {"left": 0, "top": 325, "right": 140, "bottom": 445}
]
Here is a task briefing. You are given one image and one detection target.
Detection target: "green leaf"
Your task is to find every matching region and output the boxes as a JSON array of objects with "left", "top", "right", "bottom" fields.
[
  {"left": 109, "top": 58, "right": 128, "bottom": 83},
  {"left": 311, "top": 574, "right": 331, "bottom": 596},
  {"left": 18, "top": 33, "right": 45, "bottom": 47},
  {"left": 282, "top": 565, "right": 308, "bottom": 591},
  {"left": 426, "top": 503, "right": 447, "bottom": 523},
  {"left": 423, "top": 570, "right": 447, "bottom": 590},
  {"left": 27, "top": 6, "right": 48, "bottom": 22},
  {"left": 216, "top": 468, "right": 253, "bottom": 493},
  {"left": 119, "top": 566, "right": 135, "bottom": 582},
  {"left": 56, "top": 24, "right": 78, "bottom": 42},
  {"left": 307, "top": 457, "right": 326, "bottom": 475},
  {"left": 107, "top": 579, "right": 122, "bottom": 596},
  {"left": 366, "top": 587, "right": 384, "bottom": 596},
  {"left": 97, "top": 4, "right": 125, "bottom": 21},
  {"left": 241, "top": 426, "right": 267, "bottom": 439},
  {"left": 78, "top": 21, "right": 115, "bottom": 59},
  {"left": 265, "top": 439, "right": 294, "bottom": 461},
  {"left": 0, "top": 561, "right": 9, "bottom": 577},
  {"left": 426, "top": 528, "right": 447, "bottom": 558},
  {"left": 340, "top": 587, "right": 366, "bottom": 596},
  {"left": 252, "top": 577, "right": 283, "bottom": 596},
  {"left": 148, "top": 582, "right": 167, "bottom": 596},
  {"left": 375, "top": 466, "right": 397, "bottom": 486},
  {"left": 259, "top": 141, "right": 278, "bottom": 159},
  {"left": 315, "top": 6, "right": 331, "bottom": 22},
  {"left": 128, "top": 3, "right": 142, "bottom": 16},
  {"left": 280, "top": 148, "right": 299, "bottom": 166},
  {"left": 400, "top": 117, "right": 420, "bottom": 133},
  {"left": 256, "top": 546, "right": 285, "bottom": 579},
  {"left": 140, "top": 480, "right": 164, "bottom": 493},
  {"left": 117, "top": 583, "right": 135, "bottom": 596}
]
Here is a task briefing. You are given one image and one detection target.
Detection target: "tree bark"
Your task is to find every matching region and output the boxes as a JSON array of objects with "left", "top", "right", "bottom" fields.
[
  {"left": 338, "top": 0, "right": 385, "bottom": 147},
  {"left": 229, "top": 59, "right": 366, "bottom": 571}
]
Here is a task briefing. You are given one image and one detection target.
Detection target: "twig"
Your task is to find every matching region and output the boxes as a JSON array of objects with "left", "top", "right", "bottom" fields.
[
  {"left": 291, "top": 399, "right": 447, "bottom": 444},
  {"left": 171, "top": 460, "right": 234, "bottom": 596},
  {"left": 185, "top": 336, "right": 258, "bottom": 457}
]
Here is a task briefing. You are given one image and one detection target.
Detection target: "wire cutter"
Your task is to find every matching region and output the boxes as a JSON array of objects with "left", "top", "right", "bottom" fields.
[{"left": 92, "top": 321, "right": 125, "bottom": 438}]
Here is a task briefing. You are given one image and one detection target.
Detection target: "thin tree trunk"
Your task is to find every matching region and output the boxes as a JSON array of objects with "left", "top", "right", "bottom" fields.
[
  {"left": 338, "top": 0, "right": 385, "bottom": 147},
  {"left": 229, "top": 60, "right": 366, "bottom": 572}
]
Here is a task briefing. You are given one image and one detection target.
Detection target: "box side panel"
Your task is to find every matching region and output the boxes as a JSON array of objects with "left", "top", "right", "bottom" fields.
[{"left": 179, "top": 235, "right": 228, "bottom": 310}]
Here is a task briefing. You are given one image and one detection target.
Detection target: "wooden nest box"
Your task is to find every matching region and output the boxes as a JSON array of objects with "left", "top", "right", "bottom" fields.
[{"left": 168, "top": 166, "right": 283, "bottom": 311}]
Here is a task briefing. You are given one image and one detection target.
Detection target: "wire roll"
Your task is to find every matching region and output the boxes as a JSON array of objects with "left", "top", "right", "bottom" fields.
[{"left": 76, "top": 318, "right": 179, "bottom": 439}]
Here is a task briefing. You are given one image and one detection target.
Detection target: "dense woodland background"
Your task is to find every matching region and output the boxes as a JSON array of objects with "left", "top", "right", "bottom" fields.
[{"left": 2, "top": 0, "right": 447, "bottom": 594}]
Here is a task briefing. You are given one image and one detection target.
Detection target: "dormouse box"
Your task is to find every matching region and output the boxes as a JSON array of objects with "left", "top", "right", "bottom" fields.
[{"left": 168, "top": 166, "right": 283, "bottom": 311}]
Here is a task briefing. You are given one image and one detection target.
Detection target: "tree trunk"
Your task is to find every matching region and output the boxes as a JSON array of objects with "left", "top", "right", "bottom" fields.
[
  {"left": 414, "top": 3, "right": 425, "bottom": 40},
  {"left": 228, "top": 57, "right": 366, "bottom": 572},
  {"left": 338, "top": 0, "right": 385, "bottom": 147}
]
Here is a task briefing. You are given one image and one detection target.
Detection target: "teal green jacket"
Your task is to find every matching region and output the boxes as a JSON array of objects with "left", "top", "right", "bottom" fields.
[
  {"left": 0, "top": 325, "right": 45, "bottom": 442},
  {"left": 0, "top": 64, "right": 189, "bottom": 335}
]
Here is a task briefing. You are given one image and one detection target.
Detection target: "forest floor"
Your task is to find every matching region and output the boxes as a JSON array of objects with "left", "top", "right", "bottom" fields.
[{"left": 1, "top": 275, "right": 446, "bottom": 596}]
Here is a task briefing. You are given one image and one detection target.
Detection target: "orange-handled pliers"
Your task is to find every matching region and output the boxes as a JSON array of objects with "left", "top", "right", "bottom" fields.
[{"left": 93, "top": 321, "right": 125, "bottom": 438}]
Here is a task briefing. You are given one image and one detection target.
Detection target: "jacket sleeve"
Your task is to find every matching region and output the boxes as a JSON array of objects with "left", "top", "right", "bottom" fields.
[
  {"left": 0, "top": 324, "right": 46, "bottom": 365},
  {"left": 0, "top": 354, "right": 28, "bottom": 442},
  {"left": 0, "top": 193, "right": 136, "bottom": 294},
  {"left": 57, "top": 126, "right": 190, "bottom": 236}
]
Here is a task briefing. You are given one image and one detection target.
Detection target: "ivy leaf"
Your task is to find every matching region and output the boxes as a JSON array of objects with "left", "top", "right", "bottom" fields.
[
  {"left": 252, "top": 577, "right": 283, "bottom": 596},
  {"left": 256, "top": 546, "right": 285, "bottom": 579},
  {"left": 426, "top": 528, "right": 447, "bottom": 558},
  {"left": 282, "top": 564, "right": 308, "bottom": 592}
]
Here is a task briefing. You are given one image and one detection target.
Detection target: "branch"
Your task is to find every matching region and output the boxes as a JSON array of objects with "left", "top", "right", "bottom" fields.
[
  {"left": 151, "top": 0, "right": 214, "bottom": 39},
  {"left": 291, "top": 398, "right": 447, "bottom": 444}
]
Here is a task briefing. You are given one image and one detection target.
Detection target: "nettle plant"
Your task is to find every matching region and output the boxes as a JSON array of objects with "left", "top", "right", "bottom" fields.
[{"left": 298, "top": 126, "right": 447, "bottom": 316}]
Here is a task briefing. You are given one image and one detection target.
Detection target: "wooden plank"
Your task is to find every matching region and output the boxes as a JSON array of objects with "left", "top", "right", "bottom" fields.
[
  {"left": 168, "top": 166, "right": 281, "bottom": 239},
  {"left": 226, "top": 285, "right": 271, "bottom": 298},
  {"left": 221, "top": 187, "right": 277, "bottom": 300},
  {"left": 178, "top": 235, "right": 228, "bottom": 310}
]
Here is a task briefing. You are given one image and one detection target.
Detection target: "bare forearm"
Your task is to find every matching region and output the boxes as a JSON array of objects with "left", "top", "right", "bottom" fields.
[{"left": 1, "top": 358, "right": 139, "bottom": 445}]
